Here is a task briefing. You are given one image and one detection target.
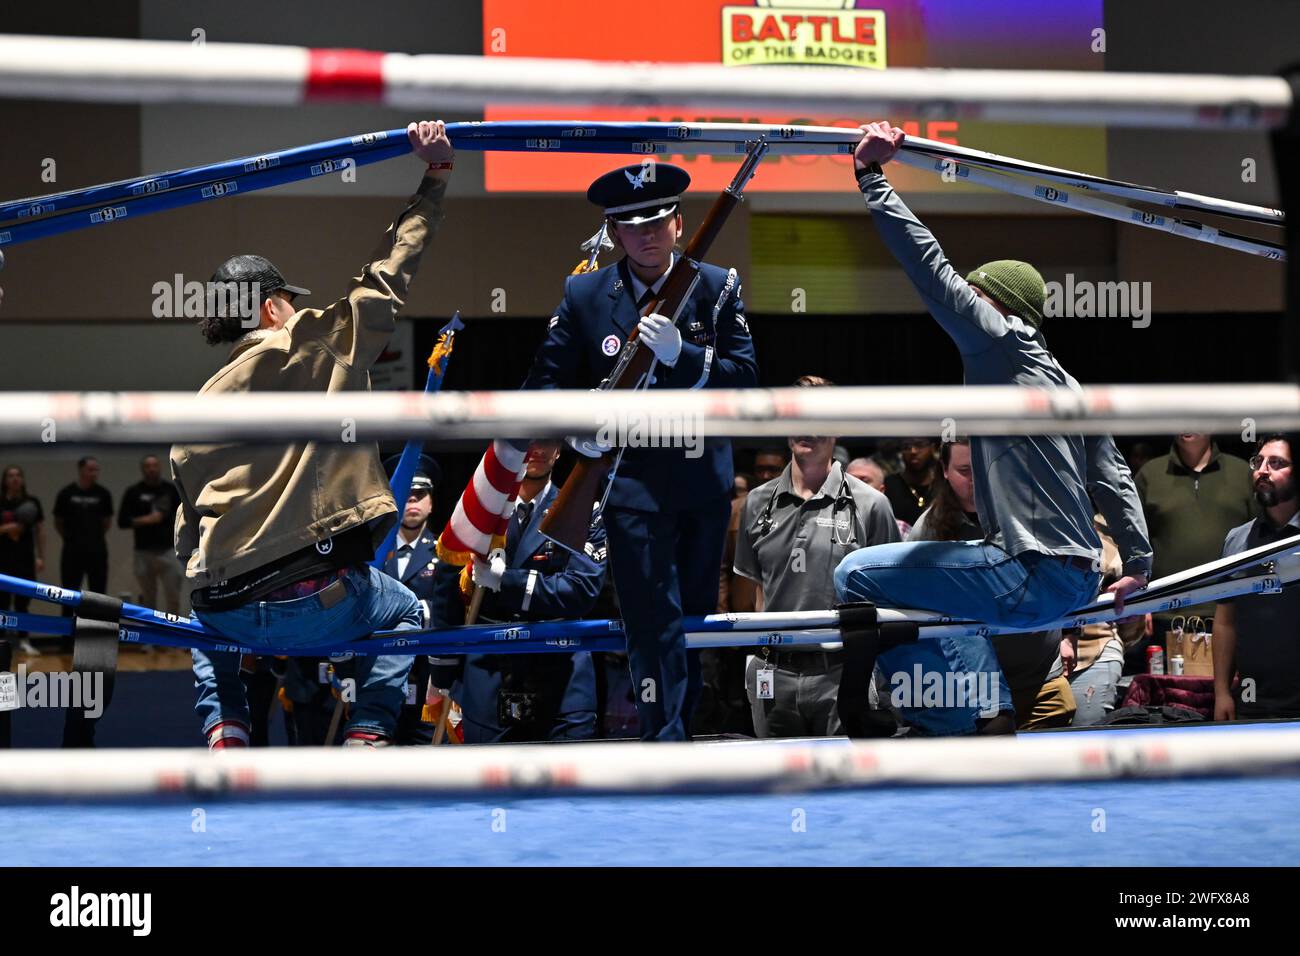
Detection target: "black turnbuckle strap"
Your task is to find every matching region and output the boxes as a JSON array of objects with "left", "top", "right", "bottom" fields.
[
  {"left": 835, "top": 602, "right": 919, "bottom": 739},
  {"left": 61, "top": 591, "right": 123, "bottom": 749}
]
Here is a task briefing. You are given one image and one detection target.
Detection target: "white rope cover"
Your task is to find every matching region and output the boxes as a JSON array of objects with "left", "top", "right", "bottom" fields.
[
  {"left": 0, "top": 729, "right": 1296, "bottom": 799},
  {"left": 0, "top": 35, "right": 1290, "bottom": 130},
  {"left": 1, "top": 384, "right": 1297, "bottom": 444}
]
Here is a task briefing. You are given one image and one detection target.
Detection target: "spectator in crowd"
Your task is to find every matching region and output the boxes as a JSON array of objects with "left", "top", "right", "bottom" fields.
[
  {"left": 752, "top": 448, "right": 787, "bottom": 486},
  {"left": 873, "top": 440, "right": 903, "bottom": 476},
  {"left": 720, "top": 469, "right": 757, "bottom": 611},
  {"left": 1, "top": 464, "right": 46, "bottom": 655},
  {"left": 1214, "top": 434, "right": 1300, "bottom": 720},
  {"left": 907, "top": 440, "right": 979, "bottom": 541},
  {"left": 847, "top": 456, "right": 886, "bottom": 492},
  {"left": 117, "top": 454, "right": 184, "bottom": 614},
  {"left": 883, "top": 437, "right": 939, "bottom": 527},
  {"left": 53, "top": 457, "right": 114, "bottom": 619},
  {"left": 733, "top": 376, "right": 900, "bottom": 737},
  {"left": 1133, "top": 433, "right": 1256, "bottom": 674},
  {"left": 849, "top": 456, "right": 912, "bottom": 538},
  {"left": 898, "top": 439, "right": 1023, "bottom": 732},
  {"left": 1064, "top": 515, "right": 1147, "bottom": 726}
]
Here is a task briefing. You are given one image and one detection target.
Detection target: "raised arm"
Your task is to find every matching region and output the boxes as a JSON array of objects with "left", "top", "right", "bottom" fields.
[
  {"left": 853, "top": 122, "right": 1011, "bottom": 357},
  {"left": 287, "top": 121, "right": 454, "bottom": 371}
]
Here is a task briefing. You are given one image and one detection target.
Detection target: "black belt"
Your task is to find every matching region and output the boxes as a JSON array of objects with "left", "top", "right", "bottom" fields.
[{"left": 759, "top": 648, "right": 840, "bottom": 669}]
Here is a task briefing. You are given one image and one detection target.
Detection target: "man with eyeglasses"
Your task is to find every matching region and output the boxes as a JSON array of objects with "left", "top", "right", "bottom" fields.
[
  {"left": 172, "top": 120, "right": 455, "bottom": 749},
  {"left": 1214, "top": 435, "right": 1300, "bottom": 720}
]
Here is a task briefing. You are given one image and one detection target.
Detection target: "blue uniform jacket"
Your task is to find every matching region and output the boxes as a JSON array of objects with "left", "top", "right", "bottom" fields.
[
  {"left": 383, "top": 528, "right": 440, "bottom": 600},
  {"left": 523, "top": 256, "right": 759, "bottom": 513},
  {"left": 478, "top": 482, "right": 607, "bottom": 623},
  {"left": 427, "top": 484, "right": 606, "bottom": 687}
]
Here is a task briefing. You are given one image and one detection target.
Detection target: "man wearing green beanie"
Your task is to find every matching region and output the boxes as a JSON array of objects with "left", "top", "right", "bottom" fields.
[
  {"left": 832, "top": 123, "right": 1153, "bottom": 733},
  {"left": 965, "top": 260, "right": 1047, "bottom": 331}
]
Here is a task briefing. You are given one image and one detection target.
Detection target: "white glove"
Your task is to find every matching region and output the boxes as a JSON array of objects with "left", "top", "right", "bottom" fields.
[
  {"left": 637, "top": 313, "right": 682, "bottom": 367},
  {"left": 566, "top": 434, "right": 613, "bottom": 458},
  {"left": 472, "top": 548, "right": 507, "bottom": 592}
]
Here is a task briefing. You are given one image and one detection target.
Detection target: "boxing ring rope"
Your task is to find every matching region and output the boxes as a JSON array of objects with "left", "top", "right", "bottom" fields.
[
  {"left": 0, "top": 122, "right": 1283, "bottom": 257},
  {"left": 0, "top": 35, "right": 1291, "bottom": 131},
  {"left": 4, "top": 541, "right": 1296, "bottom": 656},
  {"left": 2, "top": 727, "right": 1299, "bottom": 799},
  {"left": 893, "top": 152, "right": 1285, "bottom": 260},
  {"left": 0, "top": 384, "right": 1297, "bottom": 444}
]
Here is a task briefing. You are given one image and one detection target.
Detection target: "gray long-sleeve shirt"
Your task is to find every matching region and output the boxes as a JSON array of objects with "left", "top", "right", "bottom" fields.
[{"left": 860, "top": 171, "right": 1153, "bottom": 578}]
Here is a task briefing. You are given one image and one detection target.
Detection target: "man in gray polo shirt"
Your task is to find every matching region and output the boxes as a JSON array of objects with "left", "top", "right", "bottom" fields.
[
  {"left": 733, "top": 376, "right": 900, "bottom": 737},
  {"left": 1214, "top": 434, "right": 1300, "bottom": 720}
]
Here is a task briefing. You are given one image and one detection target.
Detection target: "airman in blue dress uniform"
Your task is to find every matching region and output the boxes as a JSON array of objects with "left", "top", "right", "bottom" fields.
[{"left": 523, "top": 163, "right": 759, "bottom": 740}]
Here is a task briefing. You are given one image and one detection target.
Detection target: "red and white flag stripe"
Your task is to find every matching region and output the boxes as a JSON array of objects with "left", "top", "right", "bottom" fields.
[{"left": 437, "top": 438, "right": 528, "bottom": 565}]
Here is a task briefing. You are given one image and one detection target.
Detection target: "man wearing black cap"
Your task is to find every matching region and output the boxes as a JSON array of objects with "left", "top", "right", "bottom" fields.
[
  {"left": 172, "top": 120, "right": 455, "bottom": 749},
  {"left": 523, "top": 162, "right": 759, "bottom": 741}
]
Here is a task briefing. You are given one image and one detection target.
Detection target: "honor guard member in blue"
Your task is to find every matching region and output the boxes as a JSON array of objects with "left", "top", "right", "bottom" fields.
[
  {"left": 523, "top": 162, "right": 759, "bottom": 740},
  {"left": 381, "top": 454, "right": 442, "bottom": 745},
  {"left": 435, "top": 440, "right": 606, "bottom": 743}
]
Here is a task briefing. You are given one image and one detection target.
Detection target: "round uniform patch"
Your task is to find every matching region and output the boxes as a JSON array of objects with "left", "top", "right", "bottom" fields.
[{"left": 601, "top": 334, "right": 621, "bottom": 356}]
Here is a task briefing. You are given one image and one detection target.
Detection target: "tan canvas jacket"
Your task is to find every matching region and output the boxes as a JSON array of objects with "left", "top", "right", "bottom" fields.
[{"left": 170, "top": 176, "right": 447, "bottom": 588}]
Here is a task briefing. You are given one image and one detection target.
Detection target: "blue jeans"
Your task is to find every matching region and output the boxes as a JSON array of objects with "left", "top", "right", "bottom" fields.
[
  {"left": 192, "top": 565, "right": 420, "bottom": 739},
  {"left": 1069, "top": 659, "right": 1121, "bottom": 726},
  {"left": 876, "top": 637, "right": 1013, "bottom": 737},
  {"left": 834, "top": 540, "right": 1100, "bottom": 631},
  {"left": 834, "top": 540, "right": 1098, "bottom": 736}
]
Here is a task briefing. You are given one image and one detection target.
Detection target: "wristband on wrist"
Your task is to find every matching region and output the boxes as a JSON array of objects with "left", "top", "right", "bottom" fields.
[
  {"left": 855, "top": 161, "right": 883, "bottom": 183},
  {"left": 427, "top": 162, "right": 454, "bottom": 172}
]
